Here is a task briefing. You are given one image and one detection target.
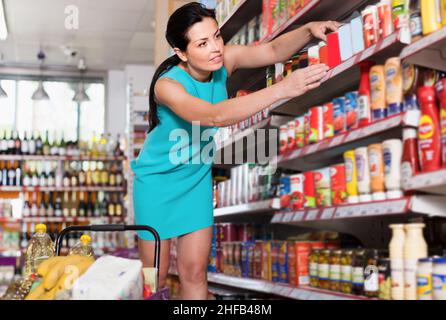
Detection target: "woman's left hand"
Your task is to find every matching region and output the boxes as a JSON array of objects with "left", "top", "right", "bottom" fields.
[{"left": 307, "top": 21, "right": 342, "bottom": 41}]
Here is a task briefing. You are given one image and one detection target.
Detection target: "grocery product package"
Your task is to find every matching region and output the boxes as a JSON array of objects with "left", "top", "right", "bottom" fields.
[{"left": 72, "top": 255, "right": 143, "bottom": 300}]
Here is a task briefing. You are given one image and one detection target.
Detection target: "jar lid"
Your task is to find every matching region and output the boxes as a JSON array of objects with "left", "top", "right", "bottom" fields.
[{"left": 433, "top": 258, "right": 446, "bottom": 264}]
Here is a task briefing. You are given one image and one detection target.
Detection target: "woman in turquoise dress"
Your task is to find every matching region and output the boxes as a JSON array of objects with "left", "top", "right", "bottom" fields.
[{"left": 131, "top": 2, "right": 339, "bottom": 299}]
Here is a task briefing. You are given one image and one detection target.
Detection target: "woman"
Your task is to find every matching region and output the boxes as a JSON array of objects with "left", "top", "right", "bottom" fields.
[{"left": 131, "top": 2, "right": 339, "bottom": 299}]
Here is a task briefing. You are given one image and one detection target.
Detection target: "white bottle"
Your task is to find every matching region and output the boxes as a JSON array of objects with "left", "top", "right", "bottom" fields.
[
  {"left": 389, "top": 224, "right": 406, "bottom": 300},
  {"left": 404, "top": 223, "right": 428, "bottom": 300},
  {"left": 355, "top": 147, "right": 372, "bottom": 203},
  {"left": 383, "top": 139, "right": 403, "bottom": 199}
]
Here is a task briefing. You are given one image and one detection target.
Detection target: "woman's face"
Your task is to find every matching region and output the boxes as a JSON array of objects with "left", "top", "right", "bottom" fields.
[{"left": 179, "top": 17, "right": 225, "bottom": 72}]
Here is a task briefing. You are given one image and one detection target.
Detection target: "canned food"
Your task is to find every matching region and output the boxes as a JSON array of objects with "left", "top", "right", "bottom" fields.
[
  {"left": 362, "top": 5, "right": 380, "bottom": 48},
  {"left": 330, "top": 164, "right": 348, "bottom": 205},
  {"left": 323, "top": 103, "right": 334, "bottom": 139},
  {"left": 295, "top": 116, "right": 305, "bottom": 149},
  {"left": 303, "top": 171, "right": 316, "bottom": 208},
  {"left": 287, "top": 120, "right": 296, "bottom": 150},
  {"left": 279, "top": 125, "right": 288, "bottom": 155},
  {"left": 345, "top": 91, "right": 359, "bottom": 130},
  {"left": 290, "top": 174, "right": 305, "bottom": 210},
  {"left": 309, "top": 106, "right": 324, "bottom": 144},
  {"left": 333, "top": 97, "right": 347, "bottom": 135},
  {"left": 377, "top": 2, "right": 394, "bottom": 38}
]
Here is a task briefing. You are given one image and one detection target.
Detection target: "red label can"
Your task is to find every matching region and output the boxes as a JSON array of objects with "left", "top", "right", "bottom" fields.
[
  {"left": 377, "top": 2, "right": 393, "bottom": 38},
  {"left": 303, "top": 172, "right": 316, "bottom": 208},
  {"left": 304, "top": 113, "right": 310, "bottom": 146},
  {"left": 330, "top": 164, "right": 348, "bottom": 205},
  {"left": 323, "top": 103, "right": 334, "bottom": 139},
  {"left": 279, "top": 125, "right": 288, "bottom": 154},
  {"left": 362, "top": 5, "right": 380, "bottom": 48},
  {"left": 290, "top": 174, "right": 305, "bottom": 210},
  {"left": 309, "top": 106, "right": 324, "bottom": 144},
  {"left": 287, "top": 120, "right": 296, "bottom": 150}
]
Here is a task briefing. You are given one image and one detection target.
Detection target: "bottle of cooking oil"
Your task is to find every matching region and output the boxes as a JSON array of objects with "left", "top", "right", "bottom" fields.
[
  {"left": 69, "top": 234, "right": 95, "bottom": 257},
  {"left": 24, "top": 224, "right": 55, "bottom": 276}
]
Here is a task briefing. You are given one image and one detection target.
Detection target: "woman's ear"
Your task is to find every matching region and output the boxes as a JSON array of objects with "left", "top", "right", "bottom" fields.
[{"left": 173, "top": 48, "right": 187, "bottom": 63}]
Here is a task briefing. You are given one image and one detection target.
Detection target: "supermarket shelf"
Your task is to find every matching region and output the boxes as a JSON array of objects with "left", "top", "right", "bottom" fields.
[
  {"left": 214, "top": 200, "right": 274, "bottom": 218},
  {"left": 272, "top": 32, "right": 405, "bottom": 117},
  {"left": 0, "top": 155, "right": 126, "bottom": 161},
  {"left": 0, "top": 217, "right": 21, "bottom": 223},
  {"left": 271, "top": 196, "right": 446, "bottom": 225},
  {"left": 133, "top": 122, "right": 149, "bottom": 129},
  {"left": 400, "top": 26, "right": 446, "bottom": 72},
  {"left": 207, "top": 273, "right": 371, "bottom": 300},
  {"left": 0, "top": 186, "right": 126, "bottom": 192},
  {"left": 21, "top": 216, "right": 125, "bottom": 223},
  {"left": 220, "top": 0, "right": 261, "bottom": 42},
  {"left": 403, "top": 169, "right": 446, "bottom": 196},
  {"left": 271, "top": 112, "right": 411, "bottom": 172}
]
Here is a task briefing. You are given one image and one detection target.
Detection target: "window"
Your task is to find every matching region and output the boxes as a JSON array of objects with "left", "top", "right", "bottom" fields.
[{"left": 0, "top": 78, "right": 105, "bottom": 142}]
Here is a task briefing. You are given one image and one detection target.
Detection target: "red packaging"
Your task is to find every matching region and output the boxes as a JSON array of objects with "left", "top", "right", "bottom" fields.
[
  {"left": 290, "top": 174, "right": 305, "bottom": 210},
  {"left": 295, "top": 242, "right": 312, "bottom": 286},
  {"left": 253, "top": 241, "right": 263, "bottom": 279},
  {"left": 288, "top": 242, "right": 297, "bottom": 286},
  {"left": 327, "top": 32, "right": 341, "bottom": 69},
  {"left": 238, "top": 224, "right": 253, "bottom": 243},
  {"left": 262, "top": 0, "right": 275, "bottom": 38},
  {"left": 295, "top": 117, "right": 305, "bottom": 148},
  {"left": 304, "top": 113, "right": 310, "bottom": 146},
  {"left": 311, "top": 241, "right": 325, "bottom": 250},
  {"left": 222, "top": 224, "right": 237, "bottom": 242},
  {"left": 303, "top": 172, "right": 316, "bottom": 208},
  {"left": 262, "top": 241, "right": 272, "bottom": 281},
  {"left": 319, "top": 41, "right": 328, "bottom": 65},
  {"left": 436, "top": 79, "right": 446, "bottom": 165},
  {"left": 323, "top": 103, "right": 334, "bottom": 139},
  {"left": 325, "top": 240, "right": 341, "bottom": 250},
  {"left": 288, "top": 120, "right": 296, "bottom": 150},
  {"left": 330, "top": 164, "right": 348, "bottom": 205},
  {"left": 377, "top": 2, "right": 393, "bottom": 38},
  {"left": 233, "top": 242, "right": 242, "bottom": 277},
  {"left": 309, "top": 106, "right": 324, "bottom": 144},
  {"left": 279, "top": 125, "right": 288, "bottom": 155},
  {"left": 417, "top": 86, "right": 441, "bottom": 172},
  {"left": 362, "top": 5, "right": 380, "bottom": 48}
]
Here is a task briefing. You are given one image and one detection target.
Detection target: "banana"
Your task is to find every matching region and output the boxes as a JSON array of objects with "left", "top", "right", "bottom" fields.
[
  {"left": 42, "top": 255, "right": 86, "bottom": 291},
  {"left": 25, "top": 283, "right": 46, "bottom": 300},
  {"left": 55, "top": 256, "right": 95, "bottom": 293},
  {"left": 37, "top": 256, "right": 65, "bottom": 278}
]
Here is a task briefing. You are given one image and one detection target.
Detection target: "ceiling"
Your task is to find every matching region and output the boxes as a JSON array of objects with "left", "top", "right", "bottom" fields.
[{"left": 0, "top": 0, "right": 156, "bottom": 70}]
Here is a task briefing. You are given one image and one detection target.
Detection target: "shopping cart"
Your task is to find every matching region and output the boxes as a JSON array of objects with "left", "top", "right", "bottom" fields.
[{"left": 55, "top": 224, "right": 169, "bottom": 300}]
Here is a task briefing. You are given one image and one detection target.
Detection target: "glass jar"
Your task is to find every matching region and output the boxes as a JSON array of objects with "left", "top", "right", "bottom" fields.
[
  {"left": 364, "top": 249, "right": 379, "bottom": 298},
  {"left": 318, "top": 250, "right": 331, "bottom": 290},
  {"left": 378, "top": 258, "right": 392, "bottom": 300},
  {"left": 341, "top": 250, "right": 354, "bottom": 294},
  {"left": 352, "top": 249, "right": 366, "bottom": 296},
  {"left": 309, "top": 249, "right": 320, "bottom": 288},
  {"left": 329, "top": 250, "right": 342, "bottom": 291}
]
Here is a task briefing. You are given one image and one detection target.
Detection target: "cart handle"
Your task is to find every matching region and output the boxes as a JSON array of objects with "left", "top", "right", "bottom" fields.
[{"left": 55, "top": 224, "right": 161, "bottom": 271}]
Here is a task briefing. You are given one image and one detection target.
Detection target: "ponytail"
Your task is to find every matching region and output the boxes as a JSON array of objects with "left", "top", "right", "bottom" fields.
[{"left": 148, "top": 55, "right": 182, "bottom": 133}]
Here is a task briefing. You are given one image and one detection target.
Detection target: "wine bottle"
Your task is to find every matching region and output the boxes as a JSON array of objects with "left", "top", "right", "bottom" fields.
[
  {"left": 46, "top": 192, "right": 55, "bottom": 217},
  {"left": 114, "top": 134, "right": 124, "bottom": 157},
  {"left": 43, "top": 130, "right": 51, "bottom": 156},
  {"left": 15, "top": 161, "right": 21, "bottom": 186},
  {"left": 23, "top": 192, "right": 31, "bottom": 218},
  {"left": 78, "top": 191, "right": 86, "bottom": 217},
  {"left": 39, "top": 193, "right": 47, "bottom": 217},
  {"left": 59, "top": 132, "right": 66, "bottom": 156},
  {"left": 55, "top": 192, "right": 63, "bottom": 217},
  {"left": 62, "top": 191, "right": 70, "bottom": 218},
  {"left": 28, "top": 131, "right": 36, "bottom": 155},
  {"left": 50, "top": 131, "right": 59, "bottom": 156},
  {"left": 7, "top": 131, "right": 14, "bottom": 155},
  {"left": 21, "top": 131, "right": 29, "bottom": 155},
  {"left": 2, "top": 161, "right": 8, "bottom": 186},
  {"left": 86, "top": 191, "right": 94, "bottom": 217},
  {"left": 14, "top": 131, "right": 22, "bottom": 155},
  {"left": 7, "top": 161, "right": 16, "bottom": 186},
  {"left": 70, "top": 191, "right": 78, "bottom": 218},
  {"left": 30, "top": 192, "right": 38, "bottom": 217},
  {"left": 0, "top": 130, "right": 6, "bottom": 154},
  {"left": 63, "top": 162, "right": 71, "bottom": 187}
]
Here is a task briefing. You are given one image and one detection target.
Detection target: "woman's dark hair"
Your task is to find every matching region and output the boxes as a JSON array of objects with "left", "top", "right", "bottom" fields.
[{"left": 148, "top": 2, "right": 217, "bottom": 132}]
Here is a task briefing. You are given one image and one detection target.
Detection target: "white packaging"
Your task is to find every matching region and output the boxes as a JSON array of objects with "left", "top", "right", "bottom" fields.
[
  {"left": 383, "top": 139, "right": 403, "bottom": 199},
  {"left": 350, "top": 15, "right": 365, "bottom": 54},
  {"left": 389, "top": 224, "right": 406, "bottom": 300},
  {"left": 72, "top": 255, "right": 143, "bottom": 300},
  {"left": 338, "top": 24, "right": 354, "bottom": 61},
  {"left": 355, "top": 147, "right": 371, "bottom": 196}
]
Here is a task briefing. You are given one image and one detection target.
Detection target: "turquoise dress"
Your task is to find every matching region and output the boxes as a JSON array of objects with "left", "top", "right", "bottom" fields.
[{"left": 131, "top": 66, "right": 228, "bottom": 240}]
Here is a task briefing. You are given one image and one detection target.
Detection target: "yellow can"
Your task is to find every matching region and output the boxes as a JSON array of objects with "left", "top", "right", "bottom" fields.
[{"left": 421, "top": 0, "right": 443, "bottom": 35}]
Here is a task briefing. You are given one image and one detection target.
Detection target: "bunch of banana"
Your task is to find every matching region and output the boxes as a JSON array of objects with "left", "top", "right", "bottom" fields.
[{"left": 25, "top": 255, "right": 95, "bottom": 300}]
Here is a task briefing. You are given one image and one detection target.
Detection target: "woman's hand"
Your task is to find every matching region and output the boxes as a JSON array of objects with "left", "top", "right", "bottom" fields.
[
  {"left": 277, "top": 64, "right": 329, "bottom": 100},
  {"left": 307, "top": 21, "right": 342, "bottom": 41}
]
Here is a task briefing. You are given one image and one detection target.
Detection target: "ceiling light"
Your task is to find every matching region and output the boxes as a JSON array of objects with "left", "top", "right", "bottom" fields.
[
  {"left": 73, "top": 82, "right": 90, "bottom": 103},
  {"left": 32, "top": 81, "right": 49, "bottom": 101},
  {"left": 0, "top": 0, "right": 8, "bottom": 40}
]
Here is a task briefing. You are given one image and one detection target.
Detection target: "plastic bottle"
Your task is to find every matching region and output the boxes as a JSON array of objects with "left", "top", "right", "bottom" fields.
[
  {"left": 69, "top": 234, "right": 95, "bottom": 257},
  {"left": 383, "top": 139, "right": 404, "bottom": 199},
  {"left": 442, "top": 0, "right": 446, "bottom": 25},
  {"left": 417, "top": 86, "right": 441, "bottom": 172},
  {"left": 24, "top": 224, "right": 55, "bottom": 276},
  {"left": 389, "top": 224, "right": 406, "bottom": 300},
  {"left": 404, "top": 223, "right": 428, "bottom": 300},
  {"left": 436, "top": 79, "right": 446, "bottom": 165},
  {"left": 358, "top": 61, "right": 376, "bottom": 127},
  {"left": 421, "top": 0, "right": 442, "bottom": 35},
  {"left": 344, "top": 150, "right": 359, "bottom": 204},
  {"left": 368, "top": 144, "right": 387, "bottom": 201},
  {"left": 385, "top": 57, "right": 404, "bottom": 116},
  {"left": 355, "top": 147, "right": 372, "bottom": 202},
  {"left": 401, "top": 128, "right": 421, "bottom": 186},
  {"left": 370, "top": 65, "right": 388, "bottom": 121},
  {"left": 417, "top": 258, "right": 433, "bottom": 300},
  {"left": 410, "top": 0, "right": 423, "bottom": 41}
]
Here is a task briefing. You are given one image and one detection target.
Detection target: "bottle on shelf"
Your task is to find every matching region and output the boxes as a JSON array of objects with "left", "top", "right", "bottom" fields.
[
  {"left": 50, "top": 131, "right": 59, "bottom": 156},
  {"left": 70, "top": 191, "right": 78, "bottom": 218},
  {"left": 0, "top": 130, "right": 7, "bottom": 154},
  {"left": 28, "top": 131, "right": 36, "bottom": 155},
  {"left": 389, "top": 224, "right": 406, "bottom": 300},
  {"left": 24, "top": 224, "right": 55, "bottom": 276},
  {"left": 54, "top": 192, "right": 63, "bottom": 217},
  {"left": 2, "top": 160, "right": 8, "bottom": 186},
  {"left": 59, "top": 132, "right": 66, "bottom": 156},
  {"left": 21, "top": 131, "right": 29, "bottom": 155},
  {"left": 23, "top": 192, "right": 31, "bottom": 218},
  {"left": 7, "top": 130, "right": 14, "bottom": 155},
  {"left": 62, "top": 191, "right": 70, "bottom": 218},
  {"left": 35, "top": 132, "right": 43, "bottom": 156},
  {"left": 114, "top": 134, "right": 124, "bottom": 157},
  {"left": 42, "top": 131, "right": 51, "bottom": 156},
  {"left": 14, "top": 131, "right": 22, "bottom": 155},
  {"left": 99, "top": 133, "right": 107, "bottom": 157},
  {"left": 78, "top": 191, "right": 86, "bottom": 217},
  {"left": 46, "top": 192, "right": 55, "bottom": 217}
]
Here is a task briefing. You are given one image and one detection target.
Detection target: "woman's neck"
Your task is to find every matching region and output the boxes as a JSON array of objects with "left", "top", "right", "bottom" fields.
[{"left": 178, "top": 62, "right": 212, "bottom": 82}]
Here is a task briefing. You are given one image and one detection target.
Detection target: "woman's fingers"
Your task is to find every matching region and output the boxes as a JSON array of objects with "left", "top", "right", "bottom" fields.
[
  {"left": 305, "top": 81, "right": 322, "bottom": 91},
  {"left": 303, "top": 65, "right": 328, "bottom": 84}
]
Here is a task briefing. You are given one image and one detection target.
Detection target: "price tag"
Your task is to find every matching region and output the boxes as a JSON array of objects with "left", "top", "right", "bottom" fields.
[
  {"left": 321, "top": 208, "right": 335, "bottom": 220},
  {"left": 293, "top": 211, "right": 305, "bottom": 222},
  {"left": 345, "top": 129, "right": 363, "bottom": 142},
  {"left": 283, "top": 212, "right": 294, "bottom": 223},
  {"left": 306, "top": 210, "right": 319, "bottom": 221},
  {"left": 335, "top": 207, "right": 349, "bottom": 219},
  {"left": 306, "top": 143, "right": 320, "bottom": 155},
  {"left": 329, "top": 135, "right": 345, "bottom": 148},
  {"left": 271, "top": 214, "right": 283, "bottom": 223}
]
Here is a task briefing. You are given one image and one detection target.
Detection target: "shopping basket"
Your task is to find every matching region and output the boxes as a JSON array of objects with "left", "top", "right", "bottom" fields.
[{"left": 55, "top": 224, "right": 169, "bottom": 300}]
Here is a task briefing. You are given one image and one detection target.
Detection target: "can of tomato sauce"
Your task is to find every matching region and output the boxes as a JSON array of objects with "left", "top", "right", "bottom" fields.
[
  {"left": 280, "top": 125, "right": 288, "bottom": 155},
  {"left": 304, "top": 113, "right": 311, "bottom": 146},
  {"left": 323, "top": 102, "right": 335, "bottom": 139},
  {"left": 303, "top": 171, "right": 316, "bottom": 208},
  {"left": 309, "top": 106, "right": 324, "bottom": 144},
  {"left": 287, "top": 120, "right": 296, "bottom": 151},
  {"left": 290, "top": 174, "right": 305, "bottom": 210},
  {"left": 362, "top": 5, "right": 380, "bottom": 48},
  {"left": 295, "top": 116, "right": 305, "bottom": 149},
  {"left": 330, "top": 164, "right": 348, "bottom": 205},
  {"left": 377, "top": 2, "right": 394, "bottom": 38}
]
